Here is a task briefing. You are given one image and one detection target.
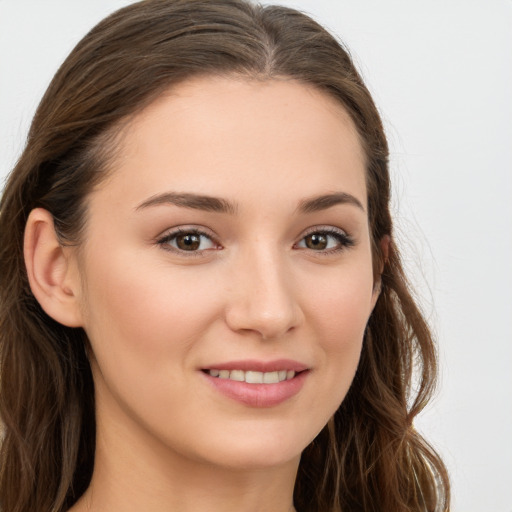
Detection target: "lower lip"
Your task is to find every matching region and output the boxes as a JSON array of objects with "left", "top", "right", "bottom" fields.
[{"left": 202, "top": 371, "right": 309, "bottom": 407}]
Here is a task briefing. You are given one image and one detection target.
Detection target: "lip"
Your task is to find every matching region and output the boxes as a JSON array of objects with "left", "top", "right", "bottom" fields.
[
  {"left": 202, "top": 359, "right": 309, "bottom": 373},
  {"left": 200, "top": 359, "right": 310, "bottom": 408}
]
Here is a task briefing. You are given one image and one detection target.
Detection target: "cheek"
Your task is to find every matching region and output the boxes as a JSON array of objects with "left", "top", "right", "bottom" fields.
[
  {"left": 78, "top": 248, "right": 230, "bottom": 440},
  {"left": 309, "top": 259, "right": 375, "bottom": 344},
  {"left": 79, "top": 247, "right": 224, "bottom": 369},
  {"left": 304, "top": 261, "right": 374, "bottom": 410}
]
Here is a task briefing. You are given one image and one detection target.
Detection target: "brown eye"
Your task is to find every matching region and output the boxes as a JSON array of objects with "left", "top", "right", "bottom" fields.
[
  {"left": 296, "top": 229, "right": 354, "bottom": 253},
  {"left": 304, "top": 233, "right": 328, "bottom": 250},
  {"left": 175, "top": 233, "right": 201, "bottom": 251},
  {"left": 158, "top": 230, "right": 217, "bottom": 253}
]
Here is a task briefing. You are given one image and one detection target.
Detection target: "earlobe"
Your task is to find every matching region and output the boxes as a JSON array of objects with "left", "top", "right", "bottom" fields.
[{"left": 24, "top": 208, "right": 83, "bottom": 327}]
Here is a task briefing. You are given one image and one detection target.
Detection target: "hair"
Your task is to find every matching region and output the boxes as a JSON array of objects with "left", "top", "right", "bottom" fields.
[{"left": 0, "top": 1, "right": 450, "bottom": 511}]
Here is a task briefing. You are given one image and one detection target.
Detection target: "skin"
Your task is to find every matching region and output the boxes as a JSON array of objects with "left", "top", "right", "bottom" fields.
[{"left": 26, "top": 76, "right": 382, "bottom": 512}]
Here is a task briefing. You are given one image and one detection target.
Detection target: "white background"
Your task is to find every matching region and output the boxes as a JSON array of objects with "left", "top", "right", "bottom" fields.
[{"left": 1, "top": 1, "right": 511, "bottom": 511}]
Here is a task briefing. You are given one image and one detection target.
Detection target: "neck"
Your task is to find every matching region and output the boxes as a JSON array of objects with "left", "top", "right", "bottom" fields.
[
  {"left": 77, "top": 457, "right": 299, "bottom": 512},
  {"left": 70, "top": 402, "right": 299, "bottom": 512}
]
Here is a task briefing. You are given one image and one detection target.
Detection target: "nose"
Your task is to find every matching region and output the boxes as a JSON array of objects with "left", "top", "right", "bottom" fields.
[{"left": 224, "top": 247, "right": 303, "bottom": 340}]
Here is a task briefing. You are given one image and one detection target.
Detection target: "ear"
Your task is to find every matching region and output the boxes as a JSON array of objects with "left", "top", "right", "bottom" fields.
[
  {"left": 371, "top": 235, "right": 390, "bottom": 309},
  {"left": 24, "top": 208, "right": 83, "bottom": 327}
]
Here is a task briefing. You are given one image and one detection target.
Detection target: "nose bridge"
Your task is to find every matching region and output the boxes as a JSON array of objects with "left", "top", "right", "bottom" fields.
[{"left": 225, "top": 241, "right": 301, "bottom": 339}]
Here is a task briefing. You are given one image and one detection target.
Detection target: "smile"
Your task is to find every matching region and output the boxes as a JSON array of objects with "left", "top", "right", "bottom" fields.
[
  {"left": 205, "top": 369, "right": 296, "bottom": 384},
  {"left": 201, "top": 361, "right": 309, "bottom": 407}
]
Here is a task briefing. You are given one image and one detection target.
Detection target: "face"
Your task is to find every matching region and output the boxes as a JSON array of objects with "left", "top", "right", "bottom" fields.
[{"left": 73, "top": 76, "right": 379, "bottom": 471}]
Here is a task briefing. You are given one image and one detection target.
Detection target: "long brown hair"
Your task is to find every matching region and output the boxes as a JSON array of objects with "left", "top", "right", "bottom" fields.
[{"left": 0, "top": 1, "right": 450, "bottom": 511}]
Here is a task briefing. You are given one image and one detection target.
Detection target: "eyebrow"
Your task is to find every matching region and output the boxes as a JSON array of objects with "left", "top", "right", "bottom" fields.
[
  {"left": 135, "top": 192, "right": 237, "bottom": 214},
  {"left": 135, "top": 191, "right": 365, "bottom": 215},
  {"left": 297, "top": 192, "right": 365, "bottom": 213}
]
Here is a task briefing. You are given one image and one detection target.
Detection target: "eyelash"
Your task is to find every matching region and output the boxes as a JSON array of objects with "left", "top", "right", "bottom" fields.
[
  {"left": 156, "top": 226, "right": 354, "bottom": 256},
  {"left": 157, "top": 227, "right": 220, "bottom": 257},
  {"left": 294, "top": 227, "right": 355, "bottom": 255}
]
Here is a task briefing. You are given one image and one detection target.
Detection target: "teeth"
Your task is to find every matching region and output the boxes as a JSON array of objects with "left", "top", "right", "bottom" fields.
[
  {"left": 229, "top": 369, "right": 245, "bottom": 382},
  {"left": 207, "top": 369, "right": 296, "bottom": 383},
  {"left": 245, "top": 370, "right": 263, "bottom": 384},
  {"left": 263, "top": 371, "right": 279, "bottom": 384}
]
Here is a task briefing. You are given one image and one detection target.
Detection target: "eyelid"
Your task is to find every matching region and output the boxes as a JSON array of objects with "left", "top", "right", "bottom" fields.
[
  {"left": 155, "top": 224, "right": 354, "bottom": 257},
  {"left": 156, "top": 225, "right": 221, "bottom": 256},
  {"left": 294, "top": 225, "right": 355, "bottom": 253},
  {"left": 299, "top": 225, "right": 349, "bottom": 238}
]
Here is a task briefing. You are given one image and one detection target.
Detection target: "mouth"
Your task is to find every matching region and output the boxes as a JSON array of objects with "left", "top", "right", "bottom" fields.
[
  {"left": 203, "top": 369, "right": 298, "bottom": 384},
  {"left": 200, "top": 360, "right": 309, "bottom": 407}
]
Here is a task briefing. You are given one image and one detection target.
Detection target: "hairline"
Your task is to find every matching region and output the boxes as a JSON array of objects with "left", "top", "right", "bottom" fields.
[{"left": 76, "top": 71, "right": 371, "bottom": 244}]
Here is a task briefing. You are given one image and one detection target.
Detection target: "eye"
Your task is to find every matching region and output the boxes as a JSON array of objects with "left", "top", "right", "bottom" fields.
[
  {"left": 295, "top": 228, "right": 354, "bottom": 253},
  {"left": 157, "top": 228, "right": 218, "bottom": 253}
]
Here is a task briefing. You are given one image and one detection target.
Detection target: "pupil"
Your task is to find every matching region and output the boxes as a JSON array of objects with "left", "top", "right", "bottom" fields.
[
  {"left": 177, "top": 234, "right": 200, "bottom": 250},
  {"left": 306, "top": 233, "right": 327, "bottom": 250}
]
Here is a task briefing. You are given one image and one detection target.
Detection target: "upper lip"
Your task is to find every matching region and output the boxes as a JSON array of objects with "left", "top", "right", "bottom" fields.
[{"left": 201, "top": 359, "right": 309, "bottom": 373}]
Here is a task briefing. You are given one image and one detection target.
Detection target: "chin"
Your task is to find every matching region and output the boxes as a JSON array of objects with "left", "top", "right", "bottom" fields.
[
  {"left": 183, "top": 422, "right": 317, "bottom": 471},
  {"left": 204, "top": 446, "right": 301, "bottom": 471}
]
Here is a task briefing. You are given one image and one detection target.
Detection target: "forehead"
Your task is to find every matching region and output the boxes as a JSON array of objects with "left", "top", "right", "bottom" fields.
[{"left": 98, "top": 76, "right": 367, "bottom": 212}]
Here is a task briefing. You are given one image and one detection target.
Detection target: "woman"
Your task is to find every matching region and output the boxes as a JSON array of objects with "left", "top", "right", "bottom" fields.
[{"left": 0, "top": 1, "right": 450, "bottom": 511}]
